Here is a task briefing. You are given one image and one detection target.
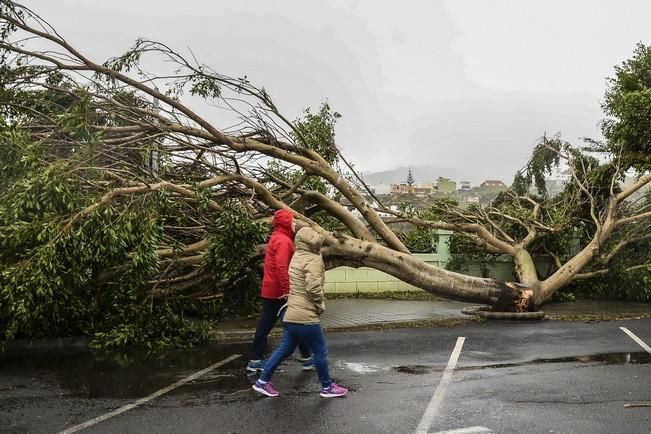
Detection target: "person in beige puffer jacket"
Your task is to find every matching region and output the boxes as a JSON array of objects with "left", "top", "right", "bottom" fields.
[
  {"left": 283, "top": 226, "right": 326, "bottom": 324},
  {"left": 252, "top": 227, "right": 348, "bottom": 398}
]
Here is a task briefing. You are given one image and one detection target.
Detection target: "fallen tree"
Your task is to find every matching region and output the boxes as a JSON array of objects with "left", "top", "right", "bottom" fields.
[{"left": 0, "top": 2, "right": 649, "bottom": 346}]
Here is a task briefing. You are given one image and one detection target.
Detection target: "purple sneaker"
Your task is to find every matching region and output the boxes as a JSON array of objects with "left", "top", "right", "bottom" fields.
[
  {"left": 320, "top": 382, "right": 348, "bottom": 398},
  {"left": 252, "top": 380, "right": 279, "bottom": 397}
]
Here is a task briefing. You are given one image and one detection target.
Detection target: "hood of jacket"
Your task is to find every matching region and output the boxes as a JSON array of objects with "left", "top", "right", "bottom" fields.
[
  {"left": 294, "top": 227, "right": 324, "bottom": 254},
  {"left": 272, "top": 208, "right": 294, "bottom": 238}
]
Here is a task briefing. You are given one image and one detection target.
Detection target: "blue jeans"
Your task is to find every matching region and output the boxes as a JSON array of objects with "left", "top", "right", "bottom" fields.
[{"left": 259, "top": 322, "right": 332, "bottom": 389}]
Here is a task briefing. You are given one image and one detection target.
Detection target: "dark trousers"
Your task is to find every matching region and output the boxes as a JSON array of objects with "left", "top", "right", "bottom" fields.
[{"left": 250, "top": 298, "right": 310, "bottom": 360}]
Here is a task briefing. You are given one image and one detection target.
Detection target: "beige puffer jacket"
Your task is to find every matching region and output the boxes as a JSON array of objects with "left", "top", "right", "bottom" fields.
[{"left": 283, "top": 227, "right": 326, "bottom": 324}]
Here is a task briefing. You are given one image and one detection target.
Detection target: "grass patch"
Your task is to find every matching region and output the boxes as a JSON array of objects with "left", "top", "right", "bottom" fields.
[
  {"left": 322, "top": 318, "right": 475, "bottom": 333},
  {"left": 545, "top": 312, "right": 651, "bottom": 322},
  {"left": 326, "top": 291, "right": 445, "bottom": 301}
]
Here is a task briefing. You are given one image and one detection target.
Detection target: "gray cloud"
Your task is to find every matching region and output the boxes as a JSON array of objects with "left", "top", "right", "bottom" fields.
[{"left": 25, "top": 0, "right": 651, "bottom": 184}]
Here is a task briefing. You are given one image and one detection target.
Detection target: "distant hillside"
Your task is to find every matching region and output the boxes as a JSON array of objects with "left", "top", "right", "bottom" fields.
[{"left": 361, "top": 165, "right": 464, "bottom": 185}]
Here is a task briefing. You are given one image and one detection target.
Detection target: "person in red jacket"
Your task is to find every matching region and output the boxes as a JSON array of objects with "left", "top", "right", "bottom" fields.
[{"left": 246, "top": 209, "right": 312, "bottom": 372}]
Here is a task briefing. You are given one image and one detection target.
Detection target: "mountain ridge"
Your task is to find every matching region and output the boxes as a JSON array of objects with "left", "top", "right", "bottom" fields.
[{"left": 360, "top": 165, "right": 467, "bottom": 185}]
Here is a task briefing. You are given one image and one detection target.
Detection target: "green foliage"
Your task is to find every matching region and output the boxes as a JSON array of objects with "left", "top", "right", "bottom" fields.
[
  {"left": 103, "top": 39, "right": 145, "bottom": 75},
  {"left": 267, "top": 102, "right": 343, "bottom": 196},
  {"left": 511, "top": 136, "right": 562, "bottom": 197},
  {"left": 0, "top": 123, "right": 41, "bottom": 187},
  {"left": 204, "top": 204, "right": 267, "bottom": 316},
  {"left": 56, "top": 92, "right": 101, "bottom": 142},
  {"left": 393, "top": 202, "right": 436, "bottom": 253},
  {"left": 571, "top": 207, "right": 651, "bottom": 303},
  {"left": 603, "top": 43, "right": 651, "bottom": 171},
  {"left": 0, "top": 124, "right": 266, "bottom": 349},
  {"left": 399, "top": 227, "right": 436, "bottom": 253},
  {"left": 571, "top": 269, "right": 651, "bottom": 303},
  {"left": 292, "top": 102, "right": 341, "bottom": 165},
  {"left": 188, "top": 71, "right": 222, "bottom": 99},
  {"left": 550, "top": 287, "right": 577, "bottom": 302},
  {"left": 266, "top": 160, "right": 329, "bottom": 195},
  {"left": 0, "top": 1, "right": 23, "bottom": 43},
  {"left": 91, "top": 303, "right": 211, "bottom": 350},
  {"left": 445, "top": 233, "right": 499, "bottom": 278},
  {"left": 0, "top": 17, "right": 290, "bottom": 349}
]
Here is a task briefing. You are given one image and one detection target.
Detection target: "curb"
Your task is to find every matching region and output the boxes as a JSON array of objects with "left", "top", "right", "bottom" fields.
[
  {"left": 209, "top": 318, "right": 476, "bottom": 344},
  {"left": 461, "top": 306, "right": 546, "bottom": 320}
]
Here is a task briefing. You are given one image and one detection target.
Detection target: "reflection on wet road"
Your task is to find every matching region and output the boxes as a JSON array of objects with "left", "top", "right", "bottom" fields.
[{"left": 0, "top": 343, "right": 250, "bottom": 399}]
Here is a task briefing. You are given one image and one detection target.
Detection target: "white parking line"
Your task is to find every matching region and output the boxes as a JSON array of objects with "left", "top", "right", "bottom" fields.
[
  {"left": 620, "top": 327, "right": 651, "bottom": 354},
  {"left": 58, "top": 354, "right": 241, "bottom": 434},
  {"left": 414, "top": 337, "right": 466, "bottom": 434},
  {"left": 430, "top": 426, "right": 492, "bottom": 434}
]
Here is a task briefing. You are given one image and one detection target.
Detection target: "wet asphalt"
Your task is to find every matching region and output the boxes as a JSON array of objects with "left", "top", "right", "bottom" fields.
[{"left": 1, "top": 319, "right": 650, "bottom": 434}]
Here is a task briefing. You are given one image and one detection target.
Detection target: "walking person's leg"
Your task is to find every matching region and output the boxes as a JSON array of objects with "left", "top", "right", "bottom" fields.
[
  {"left": 298, "top": 324, "right": 331, "bottom": 387},
  {"left": 248, "top": 298, "right": 284, "bottom": 371},
  {"left": 276, "top": 305, "right": 311, "bottom": 364},
  {"left": 295, "top": 323, "right": 348, "bottom": 397},
  {"left": 296, "top": 339, "right": 312, "bottom": 362},
  {"left": 252, "top": 328, "right": 299, "bottom": 397}
]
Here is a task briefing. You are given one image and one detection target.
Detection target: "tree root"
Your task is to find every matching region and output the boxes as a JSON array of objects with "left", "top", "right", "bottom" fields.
[{"left": 461, "top": 305, "right": 546, "bottom": 320}]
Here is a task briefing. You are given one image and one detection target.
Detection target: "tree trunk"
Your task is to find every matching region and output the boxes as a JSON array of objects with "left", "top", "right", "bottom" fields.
[
  {"left": 323, "top": 234, "right": 532, "bottom": 311},
  {"left": 513, "top": 248, "right": 543, "bottom": 305}
]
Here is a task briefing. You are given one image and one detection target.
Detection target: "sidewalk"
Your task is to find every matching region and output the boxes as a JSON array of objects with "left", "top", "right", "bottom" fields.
[
  {"left": 211, "top": 298, "right": 651, "bottom": 342},
  {"left": 4, "top": 299, "right": 650, "bottom": 351},
  {"left": 320, "top": 299, "right": 471, "bottom": 327}
]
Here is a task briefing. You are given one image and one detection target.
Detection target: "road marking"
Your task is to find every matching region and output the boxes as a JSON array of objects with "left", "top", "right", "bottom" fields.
[
  {"left": 430, "top": 426, "right": 493, "bottom": 434},
  {"left": 58, "top": 354, "right": 241, "bottom": 434},
  {"left": 620, "top": 327, "right": 651, "bottom": 354},
  {"left": 414, "top": 337, "right": 465, "bottom": 434}
]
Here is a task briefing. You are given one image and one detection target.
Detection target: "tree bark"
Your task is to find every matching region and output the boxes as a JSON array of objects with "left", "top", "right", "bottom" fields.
[
  {"left": 323, "top": 234, "right": 529, "bottom": 310},
  {"left": 512, "top": 247, "right": 542, "bottom": 301}
]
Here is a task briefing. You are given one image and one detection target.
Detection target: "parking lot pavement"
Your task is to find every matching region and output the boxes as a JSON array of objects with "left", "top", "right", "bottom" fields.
[
  {"left": 430, "top": 322, "right": 651, "bottom": 434},
  {"left": 1, "top": 319, "right": 650, "bottom": 434}
]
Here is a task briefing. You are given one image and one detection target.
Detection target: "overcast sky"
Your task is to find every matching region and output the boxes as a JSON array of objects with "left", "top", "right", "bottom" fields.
[{"left": 26, "top": 0, "right": 651, "bottom": 184}]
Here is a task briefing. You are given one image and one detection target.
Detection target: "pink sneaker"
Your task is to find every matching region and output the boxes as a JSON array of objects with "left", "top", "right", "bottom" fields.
[
  {"left": 320, "top": 382, "right": 348, "bottom": 398},
  {"left": 252, "top": 380, "right": 279, "bottom": 397}
]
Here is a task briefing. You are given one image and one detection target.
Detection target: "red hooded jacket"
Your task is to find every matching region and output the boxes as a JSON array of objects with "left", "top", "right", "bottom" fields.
[{"left": 260, "top": 209, "right": 295, "bottom": 299}]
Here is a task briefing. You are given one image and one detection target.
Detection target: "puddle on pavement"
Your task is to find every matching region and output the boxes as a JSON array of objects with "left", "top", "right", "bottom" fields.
[
  {"left": 0, "top": 343, "right": 253, "bottom": 399},
  {"left": 337, "top": 361, "right": 380, "bottom": 373},
  {"left": 393, "top": 365, "right": 431, "bottom": 374},
  {"left": 3, "top": 347, "right": 648, "bottom": 398},
  {"left": 392, "top": 352, "right": 650, "bottom": 374},
  {"left": 458, "top": 351, "right": 651, "bottom": 371}
]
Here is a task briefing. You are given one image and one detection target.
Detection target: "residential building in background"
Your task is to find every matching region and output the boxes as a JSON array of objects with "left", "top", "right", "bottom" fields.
[
  {"left": 390, "top": 183, "right": 414, "bottom": 194},
  {"left": 480, "top": 179, "right": 507, "bottom": 188},
  {"left": 436, "top": 177, "right": 456, "bottom": 193},
  {"left": 414, "top": 183, "right": 435, "bottom": 196}
]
